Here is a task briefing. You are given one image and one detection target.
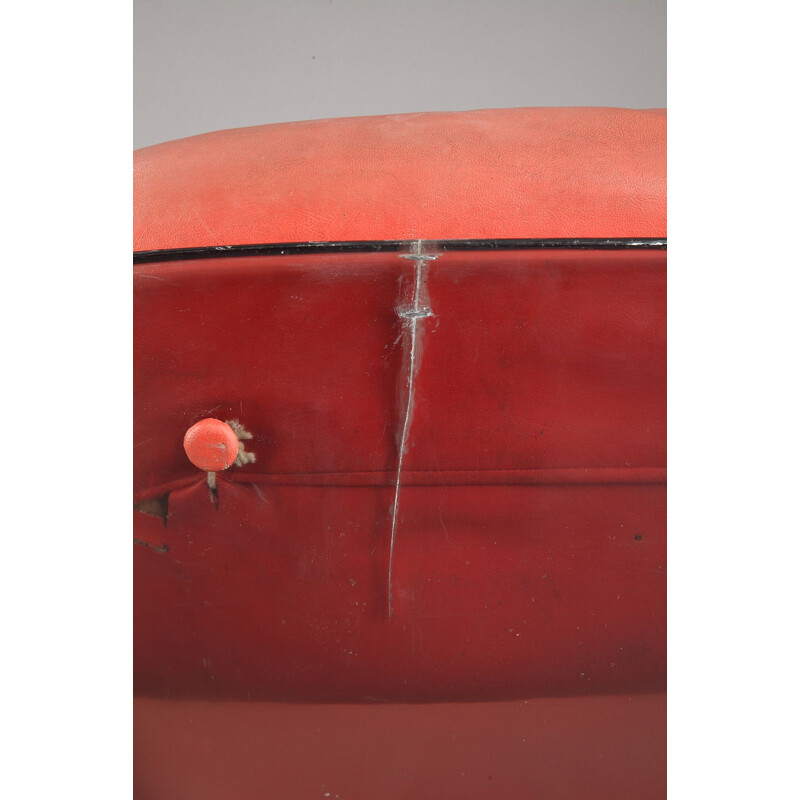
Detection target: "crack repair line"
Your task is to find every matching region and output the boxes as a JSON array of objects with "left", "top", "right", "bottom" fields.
[{"left": 388, "top": 241, "right": 435, "bottom": 617}]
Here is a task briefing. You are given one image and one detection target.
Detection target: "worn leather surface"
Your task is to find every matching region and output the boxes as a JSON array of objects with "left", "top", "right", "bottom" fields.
[
  {"left": 133, "top": 248, "right": 666, "bottom": 702},
  {"left": 135, "top": 694, "right": 666, "bottom": 800},
  {"left": 133, "top": 107, "right": 666, "bottom": 251},
  {"left": 134, "top": 108, "right": 666, "bottom": 707},
  {"left": 134, "top": 107, "right": 667, "bottom": 800}
]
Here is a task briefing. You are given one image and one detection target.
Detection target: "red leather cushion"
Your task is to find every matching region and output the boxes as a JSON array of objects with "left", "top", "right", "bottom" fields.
[{"left": 134, "top": 107, "right": 666, "bottom": 251}]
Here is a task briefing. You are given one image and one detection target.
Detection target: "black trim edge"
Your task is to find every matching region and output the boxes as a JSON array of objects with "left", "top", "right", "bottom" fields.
[{"left": 133, "top": 238, "right": 666, "bottom": 265}]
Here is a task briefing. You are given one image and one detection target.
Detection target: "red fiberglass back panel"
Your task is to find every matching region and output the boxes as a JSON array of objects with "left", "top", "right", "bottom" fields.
[{"left": 133, "top": 246, "right": 665, "bottom": 702}]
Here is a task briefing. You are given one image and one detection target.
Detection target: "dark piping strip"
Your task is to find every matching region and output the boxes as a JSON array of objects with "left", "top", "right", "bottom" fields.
[{"left": 134, "top": 238, "right": 666, "bottom": 264}]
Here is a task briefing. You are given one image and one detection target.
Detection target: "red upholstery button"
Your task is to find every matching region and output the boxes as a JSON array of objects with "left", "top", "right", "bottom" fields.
[{"left": 183, "top": 419, "right": 239, "bottom": 472}]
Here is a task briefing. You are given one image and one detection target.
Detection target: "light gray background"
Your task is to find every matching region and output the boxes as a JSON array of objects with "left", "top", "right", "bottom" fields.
[{"left": 134, "top": 0, "right": 665, "bottom": 150}]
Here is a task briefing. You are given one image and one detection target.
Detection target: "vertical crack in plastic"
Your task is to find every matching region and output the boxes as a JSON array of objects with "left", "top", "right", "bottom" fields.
[{"left": 388, "top": 241, "right": 436, "bottom": 617}]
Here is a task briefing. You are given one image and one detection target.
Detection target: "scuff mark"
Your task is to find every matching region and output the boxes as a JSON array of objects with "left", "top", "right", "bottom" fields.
[
  {"left": 439, "top": 499, "right": 456, "bottom": 549},
  {"left": 388, "top": 241, "right": 437, "bottom": 617},
  {"left": 250, "top": 482, "right": 269, "bottom": 504},
  {"left": 133, "top": 493, "right": 169, "bottom": 526},
  {"left": 207, "top": 478, "right": 219, "bottom": 507},
  {"left": 133, "top": 538, "right": 169, "bottom": 554}
]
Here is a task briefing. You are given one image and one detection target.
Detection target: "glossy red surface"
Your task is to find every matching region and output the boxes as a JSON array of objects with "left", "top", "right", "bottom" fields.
[{"left": 134, "top": 248, "right": 665, "bottom": 702}]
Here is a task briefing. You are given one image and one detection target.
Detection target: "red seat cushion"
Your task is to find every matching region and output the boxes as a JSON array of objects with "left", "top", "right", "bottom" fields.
[{"left": 134, "top": 107, "right": 666, "bottom": 251}]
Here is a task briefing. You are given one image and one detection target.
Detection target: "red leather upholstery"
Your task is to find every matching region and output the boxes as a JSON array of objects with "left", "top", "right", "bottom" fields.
[
  {"left": 135, "top": 694, "right": 666, "bottom": 800},
  {"left": 134, "top": 107, "right": 666, "bottom": 251},
  {"left": 134, "top": 109, "right": 666, "bottom": 705}
]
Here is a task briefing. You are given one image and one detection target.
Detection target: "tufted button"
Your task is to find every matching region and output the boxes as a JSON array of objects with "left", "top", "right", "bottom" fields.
[{"left": 183, "top": 418, "right": 239, "bottom": 472}]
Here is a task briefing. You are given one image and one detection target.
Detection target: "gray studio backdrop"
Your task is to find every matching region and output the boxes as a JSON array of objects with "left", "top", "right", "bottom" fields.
[{"left": 134, "top": 0, "right": 666, "bottom": 150}]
